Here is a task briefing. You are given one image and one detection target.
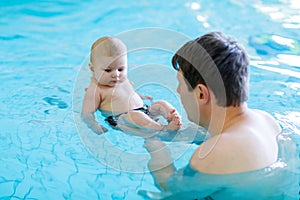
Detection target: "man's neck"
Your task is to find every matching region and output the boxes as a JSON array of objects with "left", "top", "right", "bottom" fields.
[{"left": 208, "top": 103, "right": 248, "bottom": 137}]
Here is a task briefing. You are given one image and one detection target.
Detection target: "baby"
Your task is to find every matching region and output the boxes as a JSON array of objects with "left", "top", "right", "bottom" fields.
[{"left": 81, "top": 36, "right": 181, "bottom": 135}]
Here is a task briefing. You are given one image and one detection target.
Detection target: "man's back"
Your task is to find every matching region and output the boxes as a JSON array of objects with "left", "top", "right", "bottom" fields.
[{"left": 190, "top": 107, "right": 281, "bottom": 174}]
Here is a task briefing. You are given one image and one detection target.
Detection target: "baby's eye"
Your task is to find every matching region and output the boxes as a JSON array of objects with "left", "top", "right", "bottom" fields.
[
  {"left": 104, "top": 69, "right": 112, "bottom": 72},
  {"left": 118, "top": 68, "right": 124, "bottom": 72}
]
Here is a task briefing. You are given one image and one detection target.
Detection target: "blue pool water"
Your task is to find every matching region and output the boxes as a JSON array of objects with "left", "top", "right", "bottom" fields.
[{"left": 1, "top": 0, "right": 300, "bottom": 199}]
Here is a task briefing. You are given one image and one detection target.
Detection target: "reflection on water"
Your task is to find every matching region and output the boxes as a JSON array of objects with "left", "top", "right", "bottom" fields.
[
  {"left": 254, "top": 0, "right": 300, "bottom": 29},
  {"left": 249, "top": 34, "right": 300, "bottom": 56}
]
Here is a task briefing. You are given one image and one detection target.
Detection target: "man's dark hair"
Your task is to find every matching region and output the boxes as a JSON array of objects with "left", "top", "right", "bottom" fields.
[{"left": 172, "top": 32, "right": 249, "bottom": 107}]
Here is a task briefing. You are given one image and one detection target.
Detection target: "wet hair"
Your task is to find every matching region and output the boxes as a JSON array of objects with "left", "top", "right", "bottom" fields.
[{"left": 172, "top": 32, "right": 249, "bottom": 107}]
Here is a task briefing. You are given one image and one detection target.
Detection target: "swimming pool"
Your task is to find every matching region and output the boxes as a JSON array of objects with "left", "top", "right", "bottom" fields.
[{"left": 0, "top": 0, "right": 299, "bottom": 199}]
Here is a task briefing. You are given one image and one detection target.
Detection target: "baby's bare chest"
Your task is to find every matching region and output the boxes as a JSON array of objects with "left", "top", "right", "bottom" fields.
[{"left": 99, "top": 84, "right": 143, "bottom": 112}]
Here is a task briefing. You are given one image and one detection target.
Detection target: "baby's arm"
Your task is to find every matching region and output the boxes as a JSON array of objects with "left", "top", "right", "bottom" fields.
[{"left": 81, "top": 85, "right": 108, "bottom": 134}]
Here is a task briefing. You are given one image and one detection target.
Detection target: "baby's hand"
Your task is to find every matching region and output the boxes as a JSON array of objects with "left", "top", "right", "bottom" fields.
[
  {"left": 94, "top": 125, "right": 108, "bottom": 135},
  {"left": 140, "top": 94, "right": 153, "bottom": 101}
]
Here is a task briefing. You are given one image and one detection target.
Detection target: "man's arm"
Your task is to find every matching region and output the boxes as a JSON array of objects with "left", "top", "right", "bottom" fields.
[{"left": 144, "top": 137, "right": 176, "bottom": 191}]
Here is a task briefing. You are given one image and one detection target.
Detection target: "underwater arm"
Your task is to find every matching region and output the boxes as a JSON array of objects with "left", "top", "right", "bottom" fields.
[
  {"left": 144, "top": 137, "right": 176, "bottom": 192},
  {"left": 81, "top": 113, "right": 108, "bottom": 134},
  {"left": 81, "top": 86, "right": 108, "bottom": 134}
]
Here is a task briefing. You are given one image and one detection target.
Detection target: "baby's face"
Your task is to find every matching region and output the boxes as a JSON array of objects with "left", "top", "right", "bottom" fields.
[{"left": 91, "top": 55, "right": 128, "bottom": 87}]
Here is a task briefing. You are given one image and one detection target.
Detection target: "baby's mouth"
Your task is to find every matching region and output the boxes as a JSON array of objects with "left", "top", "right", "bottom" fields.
[{"left": 111, "top": 78, "right": 119, "bottom": 83}]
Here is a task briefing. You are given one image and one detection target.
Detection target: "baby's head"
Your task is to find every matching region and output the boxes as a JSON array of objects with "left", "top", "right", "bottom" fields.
[{"left": 90, "top": 36, "right": 128, "bottom": 86}]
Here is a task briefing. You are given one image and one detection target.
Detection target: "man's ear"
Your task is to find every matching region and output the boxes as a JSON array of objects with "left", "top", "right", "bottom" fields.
[
  {"left": 89, "top": 62, "right": 94, "bottom": 72},
  {"left": 195, "top": 84, "right": 210, "bottom": 104}
]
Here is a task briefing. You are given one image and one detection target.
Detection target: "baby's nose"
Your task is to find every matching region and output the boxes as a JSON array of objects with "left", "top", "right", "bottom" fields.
[{"left": 112, "top": 70, "right": 120, "bottom": 77}]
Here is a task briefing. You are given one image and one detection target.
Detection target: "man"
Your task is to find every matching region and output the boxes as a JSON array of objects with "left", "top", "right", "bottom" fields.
[{"left": 142, "top": 32, "right": 285, "bottom": 199}]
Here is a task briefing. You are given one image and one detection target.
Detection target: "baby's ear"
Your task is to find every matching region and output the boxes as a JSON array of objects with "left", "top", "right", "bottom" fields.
[{"left": 89, "top": 62, "right": 94, "bottom": 72}]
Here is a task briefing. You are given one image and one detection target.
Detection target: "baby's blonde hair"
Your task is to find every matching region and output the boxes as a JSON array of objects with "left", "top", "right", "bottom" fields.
[{"left": 90, "top": 36, "right": 127, "bottom": 63}]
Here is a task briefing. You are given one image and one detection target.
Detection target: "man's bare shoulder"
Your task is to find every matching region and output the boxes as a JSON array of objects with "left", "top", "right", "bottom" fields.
[
  {"left": 189, "top": 134, "right": 242, "bottom": 174},
  {"left": 189, "top": 123, "right": 278, "bottom": 174},
  {"left": 250, "top": 109, "right": 281, "bottom": 134}
]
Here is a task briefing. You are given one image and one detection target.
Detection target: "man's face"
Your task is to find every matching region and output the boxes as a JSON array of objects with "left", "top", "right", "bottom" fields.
[{"left": 176, "top": 70, "right": 200, "bottom": 124}]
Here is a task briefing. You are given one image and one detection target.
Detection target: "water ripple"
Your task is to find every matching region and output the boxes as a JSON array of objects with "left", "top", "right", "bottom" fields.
[
  {"left": 43, "top": 96, "right": 68, "bottom": 109},
  {"left": 249, "top": 34, "right": 300, "bottom": 56},
  {"left": 0, "top": 35, "right": 26, "bottom": 40}
]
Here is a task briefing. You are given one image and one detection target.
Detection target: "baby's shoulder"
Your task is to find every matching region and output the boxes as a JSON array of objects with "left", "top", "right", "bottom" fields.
[{"left": 85, "top": 81, "right": 104, "bottom": 96}]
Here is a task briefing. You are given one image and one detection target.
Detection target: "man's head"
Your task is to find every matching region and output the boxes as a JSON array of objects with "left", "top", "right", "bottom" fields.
[
  {"left": 172, "top": 32, "right": 249, "bottom": 107},
  {"left": 90, "top": 36, "right": 128, "bottom": 86}
]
